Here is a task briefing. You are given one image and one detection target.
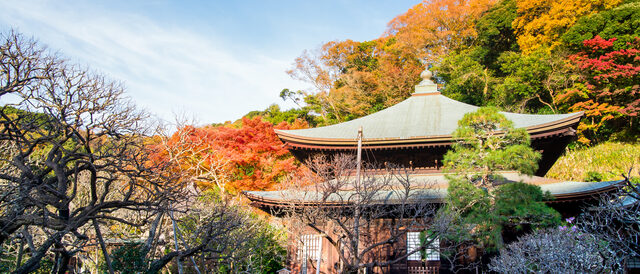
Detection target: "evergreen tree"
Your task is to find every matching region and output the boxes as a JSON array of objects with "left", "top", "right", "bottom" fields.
[
  {"left": 444, "top": 107, "right": 541, "bottom": 190},
  {"left": 440, "top": 107, "right": 560, "bottom": 263}
]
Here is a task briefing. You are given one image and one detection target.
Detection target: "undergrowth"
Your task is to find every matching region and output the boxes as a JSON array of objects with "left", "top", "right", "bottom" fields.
[{"left": 546, "top": 142, "right": 640, "bottom": 182}]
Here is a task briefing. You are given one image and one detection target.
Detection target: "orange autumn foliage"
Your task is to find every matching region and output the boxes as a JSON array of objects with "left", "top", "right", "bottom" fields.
[
  {"left": 287, "top": 0, "right": 495, "bottom": 125},
  {"left": 386, "top": 0, "right": 497, "bottom": 63},
  {"left": 288, "top": 38, "right": 424, "bottom": 123},
  {"left": 153, "top": 117, "right": 307, "bottom": 192}
]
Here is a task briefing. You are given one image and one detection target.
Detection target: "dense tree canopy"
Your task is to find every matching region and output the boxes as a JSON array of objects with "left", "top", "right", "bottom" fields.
[
  {"left": 562, "top": 2, "right": 640, "bottom": 50},
  {"left": 474, "top": 0, "right": 519, "bottom": 68},
  {"left": 283, "top": 0, "right": 495, "bottom": 126},
  {"left": 512, "top": 0, "right": 622, "bottom": 53},
  {"left": 433, "top": 0, "right": 636, "bottom": 143},
  {"left": 385, "top": 0, "right": 496, "bottom": 63}
]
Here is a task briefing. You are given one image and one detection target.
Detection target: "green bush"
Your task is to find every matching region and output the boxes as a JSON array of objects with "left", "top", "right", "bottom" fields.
[
  {"left": 99, "top": 242, "right": 147, "bottom": 274},
  {"left": 584, "top": 171, "right": 604, "bottom": 182}
]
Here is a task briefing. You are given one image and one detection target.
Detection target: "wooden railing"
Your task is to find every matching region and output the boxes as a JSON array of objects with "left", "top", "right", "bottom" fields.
[{"left": 407, "top": 266, "right": 439, "bottom": 274}]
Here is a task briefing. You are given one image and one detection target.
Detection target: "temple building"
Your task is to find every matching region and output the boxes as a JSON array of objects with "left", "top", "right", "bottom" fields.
[
  {"left": 245, "top": 69, "right": 622, "bottom": 274},
  {"left": 275, "top": 69, "right": 582, "bottom": 177}
]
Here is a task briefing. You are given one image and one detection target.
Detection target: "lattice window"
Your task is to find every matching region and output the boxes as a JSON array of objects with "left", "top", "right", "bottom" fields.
[
  {"left": 407, "top": 232, "right": 439, "bottom": 261},
  {"left": 407, "top": 232, "right": 421, "bottom": 261},
  {"left": 298, "top": 234, "right": 321, "bottom": 262}
]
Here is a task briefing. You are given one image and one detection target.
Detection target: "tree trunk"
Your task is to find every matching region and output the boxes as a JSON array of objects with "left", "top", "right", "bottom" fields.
[{"left": 94, "top": 220, "right": 115, "bottom": 274}]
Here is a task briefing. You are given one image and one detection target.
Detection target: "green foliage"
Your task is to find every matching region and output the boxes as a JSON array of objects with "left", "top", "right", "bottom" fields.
[
  {"left": 349, "top": 40, "right": 380, "bottom": 71},
  {"left": 436, "top": 0, "right": 567, "bottom": 114},
  {"left": 441, "top": 108, "right": 559, "bottom": 253},
  {"left": 0, "top": 105, "right": 53, "bottom": 131},
  {"left": 474, "top": 0, "right": 519, "bottom": 69},
  {"left": 0, "top": 105, "right": 85, "bottom": 165},
  {"left": 0, "top": 249, "right": 53, "bottom": 274},
  {"left": 203, "top": 217, "right": 286, "bottom": 274},
  {"left": 436, "top": 48, "right": 565, "bottom": 115},
  {"left": 431, "top": 0, "right": 639, "bottom": 144},
  {"left": 0, "top": 251, "right": 15, "bottom": 273},
  {"left": 493, "top": 49, "right": 559, "bottom": 113},
  {"left": 437, "top": 48, "right": 494, "bottom": 106},
  {"left": 104, "top": 242, "right": 147, "bottom": 274},
  {"left": 181, "top": 190, "right": 286, "bottom": 273},
  {"left": 445, "top": 176, "right": 491, "bottom": 215},
  {"left": 493, "top": 182, "right": 561, "bottom": 228},
  {"left": 584, "top": 171, "right": 605, "bottom": 182},
  {"left": 418, "top": 230, "right": 439, "bottom": 261},
  {"left": 244, "top": 103, "right": 318, "bottom": 127},
  {"left": 442, "top": 177, "right": 500, "bottom": 248},
  {"left": 562, "top": 2, "right": 640, "bottom": 50},
  {"left": 442, "top": 178, "right": 561, "bottom": 250},
  {"left": 444, "top": 107, "right": 541, "bottom": 188},
  {"left": 33, "top": 259, "right": 54, "bottom": 274},
  {"left": 241, "top": 223, "right": 287, "bottom": 274}
]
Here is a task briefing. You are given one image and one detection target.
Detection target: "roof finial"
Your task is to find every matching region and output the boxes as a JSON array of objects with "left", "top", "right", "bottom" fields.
[
  {"left": 420, "top": 69, "right": 433, "bottom": 84},
  {"left": 413, "top": 64, "right": 438, "bottom": 94}
]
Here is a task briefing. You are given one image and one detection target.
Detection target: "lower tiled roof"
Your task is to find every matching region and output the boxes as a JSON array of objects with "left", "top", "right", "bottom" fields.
[{"left": 244, "top": 171, "right": 622, "bottom": 206}]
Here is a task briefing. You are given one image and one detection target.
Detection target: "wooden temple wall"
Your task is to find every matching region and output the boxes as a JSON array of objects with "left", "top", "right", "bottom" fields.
[{"left": 286, "top": 219, "right": 440, "bottom": 274}]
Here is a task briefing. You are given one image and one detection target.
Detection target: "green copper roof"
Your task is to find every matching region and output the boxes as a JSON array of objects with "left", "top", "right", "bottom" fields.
[
  {"left": 276, "top": 94, "right": 581, "bottom": 141},
  {"left": 244, "top": 172, "right": 622, "bottom": 205}
]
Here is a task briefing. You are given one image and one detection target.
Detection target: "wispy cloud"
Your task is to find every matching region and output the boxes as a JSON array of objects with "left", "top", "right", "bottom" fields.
[{"left": 0, "top": 0, "right": 305, "bottom": 125}]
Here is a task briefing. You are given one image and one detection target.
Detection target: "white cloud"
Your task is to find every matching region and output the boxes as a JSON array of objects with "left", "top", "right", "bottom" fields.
[{"left": 0, "top": 0, "right": 306, "bottom": 125}]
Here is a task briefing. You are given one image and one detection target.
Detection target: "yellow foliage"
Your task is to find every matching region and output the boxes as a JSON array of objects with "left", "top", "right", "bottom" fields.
[
  {"left": 513, "top": 0, "right": 622, "bottom": 53},
  {"left": 386, "top": 0, "right": 496, "bottom": 63}
]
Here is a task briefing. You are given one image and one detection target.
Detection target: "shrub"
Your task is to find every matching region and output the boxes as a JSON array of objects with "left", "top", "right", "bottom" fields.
[
  {"left": 489, "top": 227, "right": 617, "bottom": 273},
  {"left": 584, "top": 171, "right": 604, "bottom": 182},
  {"left": 547, "top": 142, "right": 640, "bottom": 181}
]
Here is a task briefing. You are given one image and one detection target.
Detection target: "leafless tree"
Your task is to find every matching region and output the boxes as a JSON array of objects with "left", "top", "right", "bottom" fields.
[
  {"left": 577, "top": 168, "right": 640, "bottom": 270},
  {"left": 280, "top": 154, "right": 445, "bottom": 274},
  {"left": 0, "top": 29, "right": 170, "bottom": 273},
  {"left": 0, "top": 30, "right": 266, "bottom": 274},
  {"left": 141, "top": 192, "right": 258, "bottom": 274}
]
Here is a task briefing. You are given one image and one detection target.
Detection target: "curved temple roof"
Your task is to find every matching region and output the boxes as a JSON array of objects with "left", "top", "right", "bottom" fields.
[{"left": 276, "top": 69, "right": 582, "bottom": 147}]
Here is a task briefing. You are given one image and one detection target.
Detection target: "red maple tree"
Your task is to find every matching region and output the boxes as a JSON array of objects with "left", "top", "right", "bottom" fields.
[
  {"left": 152, "top": 117, "right": 307, "bottom": 192},
  {"left": 557, "top": 36, "right": 640, "bottom": 143}
]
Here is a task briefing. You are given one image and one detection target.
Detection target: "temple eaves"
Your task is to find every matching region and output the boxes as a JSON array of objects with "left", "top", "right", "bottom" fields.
[{"left": 244, "top": 172, "right": 623, "bottom": 207}]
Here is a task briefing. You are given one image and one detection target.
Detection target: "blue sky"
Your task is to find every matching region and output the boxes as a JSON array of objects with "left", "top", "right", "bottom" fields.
[{"left": 0, "top": 0, "right": 420, "bottom": 125}]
